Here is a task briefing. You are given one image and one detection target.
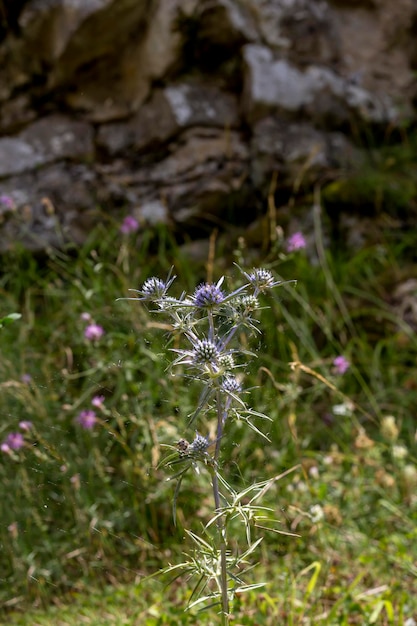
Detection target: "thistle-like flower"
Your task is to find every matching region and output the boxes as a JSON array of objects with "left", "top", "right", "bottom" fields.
[
  {"left": 221, "top": 375, "right": 242, "bottom": 394},
  {"left": 193, "top": 280, "right": 225, "bottom": 309},
  {"left": 189, "top": 433, "right": 210, "bottom": 454},
  {"left": 246, "top": 268, "right": 276, "bottom": 292},
  {"left": 193, "top": 339, "right": 219, "bottom": 364},
  {"left": 141, "top": 277, "right": 170, "bottom": 300},
  {"left": 218, "top": 354, "right": 235, "bottom": 371},
  {"left": 235, "top": 264, "right": 289, "bottom": 295},
  {"left": 122, "top": 269, "right": 176, "bottom": 303},
  {"left": 239, "top": 294, "right": 260, "bottom": 311}
]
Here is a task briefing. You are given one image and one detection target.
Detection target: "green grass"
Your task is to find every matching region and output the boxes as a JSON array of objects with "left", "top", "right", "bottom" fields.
[{"left": 1, "top": 214, "right": 416, "bottom": 624}]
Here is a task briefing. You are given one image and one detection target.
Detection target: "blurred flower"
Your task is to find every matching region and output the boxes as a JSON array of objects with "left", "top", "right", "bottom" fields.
[
  {"left": 120, "top": 215, "right": 139, "bottom": 234},
  {"left": 1, "top": 443, "right": 11, "bottom": 453},
  {"left": 19, "top": 420, "right": 33, "bottom": 431},
  {"left": 354, "top": 428, "right": 374, "bottom": 449},
  {"left": 70, "top": 474, "right": 81, "bottom": 490},
  {"left": 402, "top": 464, "right": 417, "bottom": 489},
  {"left": 310, "top": 504, "right": 324, "bottom": 523},
  {"left": 375, "top": 468, "right": 395, "bottom": 489},
  {"left": 84, "top": 324, "right": 104, "bottom": 341},
  {"left": 392, "top": 444, "right": 408, "bottom": 460},
  {"left": 20, "top": 373, "right": 32, "bottom": 384},
  {"left": 308, "top": 466, "right": 319, "bottom": 479},
  {"left": 8, "top": 522, "right": 18, "bottom": 539},
  {"left": 2, "top": 432, "right": 25, "bottom": 450},
  {"left": 91, "top": 395, "right": 105, "bottom": 409},
  {"left": 286, "top": 231, "right": 306, "bottom": 252},
  {"left": 332, "top": 401, "right": 354, "bottom": 416},
  {"left": 76, "top": 410, "right": 97, "bottom": 429},
  {"left": 80, "top": 312, "right": 92, "bottom": 322},
  {"left": 333, "top": 355, "right": 350, "bottom": 375},
  {"left": 404, "top": 619, "right": 416, "bottom": 626},
  {"left": 380, "top": 415, "right": 399, "bottom": 442},
  {"left": 0, "top": 194, "right": 14, "bottom": 210}
]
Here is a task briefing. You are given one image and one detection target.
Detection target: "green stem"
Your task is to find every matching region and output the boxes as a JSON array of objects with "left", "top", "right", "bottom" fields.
[{"left": 211, "top": 390, "right": 229, "bottom": 623}]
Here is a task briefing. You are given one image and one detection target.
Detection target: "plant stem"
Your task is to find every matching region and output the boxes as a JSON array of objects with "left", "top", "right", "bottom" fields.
[{"left": 211, "top": 389, "right": 229, "bottom": 623}]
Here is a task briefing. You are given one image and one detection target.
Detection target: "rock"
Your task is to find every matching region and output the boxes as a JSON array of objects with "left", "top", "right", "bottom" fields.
[
  {"left": 0, "top": 0, "right": 417, "bottom": 252},
  {"left": 330, "top": 0, "right": 416, "bottom": 107},
  {"left": 250, "top": 116, "right": 356, "bottom": 190},
  {"left": 20, "top": 115, "right": 94, "bottom": 161},
  {"left": 97, "top": 83, "right": 239, "bottom": 156},
  {"left": 0, "top": 138, "right": 42, "bottom": 177},
  {"left": 197, "top": 0, "right": 258, "bottom": 46},
  {"left": 243, "top": 0, "right": 335, "bottom": 63},
  {"left": 242, "top": 44, "right": 399, "bottom": 125},
  {"left": 139, "top": 199, "right": 169, "bottom": 226},
  {"left": 0, "top": 116, "right": 94, "bottom": 177},
  {"left": 0, "top": 162, "right": 99, "bottom": 251}
]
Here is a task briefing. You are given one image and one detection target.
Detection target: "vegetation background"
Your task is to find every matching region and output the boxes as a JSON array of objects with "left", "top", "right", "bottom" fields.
[{"left": 1, "top": 181, "right": 417, "bottom": 624}]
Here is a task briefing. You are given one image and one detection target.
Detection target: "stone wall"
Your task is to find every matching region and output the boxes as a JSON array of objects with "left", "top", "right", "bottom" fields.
[{"left": 0, "top": 0, "right": 416, "bottom": 251}]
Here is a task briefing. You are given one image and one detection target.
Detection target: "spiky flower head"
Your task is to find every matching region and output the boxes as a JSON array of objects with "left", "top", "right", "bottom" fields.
[
  {"left": 221, "top": 375, "right": 242, "bottom": 394},
  {"left": 193, "top": 339, "right": 219, "bottom": 364},
  {"left": 218, "top": 354, "right": 235, "bottom": 371},
  {"left": 193, "top": 281, "right": 224, "bottom": 309},
  {"left": 141, "top": 277, "right": 167, "bottom": 300},
  {"left": 189, "top": 433, "right": 210, "bottom": 454},
  {"left": 248, "top": 268, "right": 275, "bottom": 292},
  {"left": 240, "top": 294, "right": 260, "bottom": 311}
]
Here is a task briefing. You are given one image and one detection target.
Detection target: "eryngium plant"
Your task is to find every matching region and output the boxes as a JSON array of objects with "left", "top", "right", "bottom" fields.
[{"left": 125, "top": 266, "right": 296, "bottom": 624}]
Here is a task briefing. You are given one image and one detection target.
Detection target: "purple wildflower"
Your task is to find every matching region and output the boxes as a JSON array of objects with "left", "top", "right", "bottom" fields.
[
  {"left": 120, "top": 215, "right": 139, "bottom": 235},
  {"left": 0, "top": 194, "right": 14, "bottom": 210},
  {"left": 141, "top": 277, "right": 168, "bottom": 300},
  {"left": 333, "top": 355, "right": 350, "bottom": 375},
  {"left": 3, "top": 432, "right": 25, "bottom": 450},
  {"left": 80, "top": 312, "right": 92, "bottom": 322},
  {"left": 76, "top": 410, "right": 97, "bottom": 430},
  {"left": 189, "top": 433, "right": 210, "bottom": 454},
  {"left": 19, "top": 420, "right": 33, "bottom": 432},
  {"left": 221, "top": 375, "right": 242, "bottom": 394},
  {"left": 84, "top": 324, "right": 105, "bottom": 341},
  {"left": 91, "top": 395, "right": 105, "bottom": 409},
  {"left": 193, "top": 282, "right": 225, "bottom": 308},
  {"left": 286, "top": 232, "right": 306, "bottom": 252},
  {"left": 20, "top": 374, "right": 32, "bottom": 384}
]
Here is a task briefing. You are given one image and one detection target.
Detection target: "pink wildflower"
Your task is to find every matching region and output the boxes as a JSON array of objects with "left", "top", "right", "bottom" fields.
[
  {"left": 120, "top": 215, "right": 139, "bottom": 235},
  {"left": 19, "top": 420, "right": 33, "bottom": 431},
  {"left": 333, "top": 355, "right": 350, "bottom": 375},
  {"left": 91, "top": 395, "right": 105, "bottom": 409},
  {"left": 286, "top": 231, "right": 306, "bottom": 252},
  {"left": 84, "top": 324, "right": 104, "bottom": 341},
  {"left": 80, "top": 312, "right": 92, "bottom": 322},
  {"left": 3, "top": 432, "right": 25, "bottom": 450},
  {"left": 76, "top": 410, "right": 97, "bottom": 429},
  {"left": 0, "top": 194, "right": 14, "bottom": 210}
]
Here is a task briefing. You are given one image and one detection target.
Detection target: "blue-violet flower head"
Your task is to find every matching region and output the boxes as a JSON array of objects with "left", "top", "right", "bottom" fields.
[
  {"left": 189, "top": 433, "right": 210, "bottom": 454},
  {"left": 141, "top": 277, "right": 168, "bottom": 300},
  {"left": 221, "top": 375, "right": 242, "bottom": 394},
  {"left": 193, "top": 281, "right": 225, "bottom": 308}
]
